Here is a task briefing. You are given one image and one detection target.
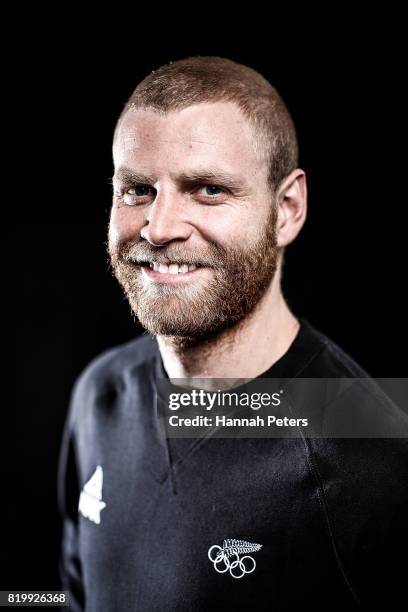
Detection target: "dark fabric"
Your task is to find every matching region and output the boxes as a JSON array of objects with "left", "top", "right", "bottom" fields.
[{"left": 57, "top": 319, "right": 408, "bottom": 610}]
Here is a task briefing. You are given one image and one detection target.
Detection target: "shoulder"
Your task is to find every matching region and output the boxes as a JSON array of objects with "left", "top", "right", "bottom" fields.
[
  {"left": 68, "top": 333, "right": 158, "bottom": 424},
  {"left": 299, "top": 319, "right": 370, "bottom": 377},
  {"left": 299, "top": 320, "right": 408, "bottom": 436}
]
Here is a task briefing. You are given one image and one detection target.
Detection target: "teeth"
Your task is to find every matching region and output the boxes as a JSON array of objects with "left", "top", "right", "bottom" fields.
[{"left": 149, "top": 262, "right": 199, "bottom": 274}]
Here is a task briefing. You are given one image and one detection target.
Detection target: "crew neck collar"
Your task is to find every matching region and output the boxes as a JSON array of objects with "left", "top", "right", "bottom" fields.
[{"left": 153, "top": 317, "right": 328, "bottom": 398}]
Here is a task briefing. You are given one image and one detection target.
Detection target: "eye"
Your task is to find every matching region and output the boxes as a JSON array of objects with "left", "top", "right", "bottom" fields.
[
  {"left": 128, "top": 185, "right": 152, "bottom": 197},
  {"left": 195, "top": 184, "right": 226, "bottom": 201},
  {"left": 203, "top": 185, "right": 223, "bottom": 196},
  {"left": 114, "top": 184, "right": 155, "bottom": 206}
]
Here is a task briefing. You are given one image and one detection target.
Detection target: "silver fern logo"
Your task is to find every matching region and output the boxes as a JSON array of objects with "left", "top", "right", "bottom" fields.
[{"left": 208, "top": 539, "right": 262, "bottom": 579}]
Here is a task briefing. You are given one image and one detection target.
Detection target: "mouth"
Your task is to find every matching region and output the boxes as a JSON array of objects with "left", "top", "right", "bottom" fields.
[
  {"left": 136, "top": 261, "right": 208, "bottom": 284},
  {"left": 139, "top": 261, "right": 199, "bottom": 274}
]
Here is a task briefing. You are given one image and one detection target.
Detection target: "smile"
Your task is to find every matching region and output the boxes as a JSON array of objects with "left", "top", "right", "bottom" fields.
[
  {"left": 148, "top": 262, "right": 198, "bottom": 274},
  {"left": 138, "top": 261, "right": 207, "bottom": 284}
]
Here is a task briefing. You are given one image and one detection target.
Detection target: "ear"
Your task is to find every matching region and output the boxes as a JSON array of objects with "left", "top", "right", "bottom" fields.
[{"left": 275, "top": 169, "right": 307, "bottom": 248}]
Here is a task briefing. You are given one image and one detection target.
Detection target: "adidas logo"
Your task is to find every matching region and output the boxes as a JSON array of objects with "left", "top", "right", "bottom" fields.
[{"left": 78, "top": 465, "right": 106, "bottom": 525}]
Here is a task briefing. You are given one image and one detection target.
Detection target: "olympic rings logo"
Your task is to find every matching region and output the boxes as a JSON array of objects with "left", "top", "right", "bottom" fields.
[{"left": 207, "top": 544, "right": 257, "bottom": 579}]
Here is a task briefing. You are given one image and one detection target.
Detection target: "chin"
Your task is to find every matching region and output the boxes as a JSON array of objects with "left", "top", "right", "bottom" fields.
[{"left": 137, "top": 318, "right": 209, "bottom": 338}]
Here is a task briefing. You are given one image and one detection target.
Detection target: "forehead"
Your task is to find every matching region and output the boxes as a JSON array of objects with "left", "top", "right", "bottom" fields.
[{"left": 113, "top": 101, "right": 263, "bottom": 178}]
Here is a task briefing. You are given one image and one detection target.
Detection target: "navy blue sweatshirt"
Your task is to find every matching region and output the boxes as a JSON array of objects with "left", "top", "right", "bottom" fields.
[{"left": 57, "top": 318, "right": 408, "bottom": 610}]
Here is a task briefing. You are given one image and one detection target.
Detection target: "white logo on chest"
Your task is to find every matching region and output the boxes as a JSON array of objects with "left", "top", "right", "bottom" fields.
[
  {"left": 208, "top": 539, "right": 262, "bottom": 579},
  {"left": 78, "top": 465, "right": 106, "bottom": 524}
]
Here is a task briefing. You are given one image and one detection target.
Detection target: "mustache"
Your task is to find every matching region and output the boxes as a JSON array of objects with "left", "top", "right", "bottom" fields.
[{"left": 111, "top": 239, "right": 225, "bottom": 268}]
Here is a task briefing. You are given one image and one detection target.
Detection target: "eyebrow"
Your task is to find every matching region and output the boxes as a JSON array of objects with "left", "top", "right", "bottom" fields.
[
  {"left": 177, "top": 170, "right": 247, "bottom": 192},
  {"left": 112, "top": 166, "right": 248, "bottom": 192},
  {"left": 112, "top": 168, "right": 156, "bottom": 185}
]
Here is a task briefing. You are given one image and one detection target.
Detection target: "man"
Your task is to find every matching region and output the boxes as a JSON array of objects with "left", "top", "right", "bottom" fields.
[{"left": 58, "top": 57, "right": 407, "bottom": 610}]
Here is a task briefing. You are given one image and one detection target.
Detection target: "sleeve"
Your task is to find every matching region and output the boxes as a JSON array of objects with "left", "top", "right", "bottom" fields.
[{"left": 57, "top": 394, "right": 85, "bottom": 612}]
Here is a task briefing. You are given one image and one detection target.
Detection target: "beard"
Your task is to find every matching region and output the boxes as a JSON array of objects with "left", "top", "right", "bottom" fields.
[{"left": 108, "top": 204, "right": 280, "bottom": 349}]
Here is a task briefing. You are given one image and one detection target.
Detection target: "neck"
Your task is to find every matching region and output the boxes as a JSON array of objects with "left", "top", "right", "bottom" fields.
[{"left": 156, "top": 271, "right": 300, "bottom": 385}]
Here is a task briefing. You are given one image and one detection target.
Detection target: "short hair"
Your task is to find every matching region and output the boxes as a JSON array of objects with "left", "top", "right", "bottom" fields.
[{"left": 114, "top": 56, "right": 299, "bottom": 193}]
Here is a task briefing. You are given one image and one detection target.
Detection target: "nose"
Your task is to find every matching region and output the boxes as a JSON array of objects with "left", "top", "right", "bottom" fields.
[{"left": 140, "top": 187, "right": 193, "bottom": 246}]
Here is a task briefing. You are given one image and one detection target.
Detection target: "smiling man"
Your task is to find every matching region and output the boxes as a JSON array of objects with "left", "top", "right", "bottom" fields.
[
  {"left": 58, "top": 57, "right": 407, "bottom": 611},
  {"left": 109, "top": 79, "right": 302, "bottom": 367}
]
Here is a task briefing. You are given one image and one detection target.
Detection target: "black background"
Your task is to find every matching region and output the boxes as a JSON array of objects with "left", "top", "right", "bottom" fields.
[{"left": 4, "top": 20, "right": 407, "bottom": 592}]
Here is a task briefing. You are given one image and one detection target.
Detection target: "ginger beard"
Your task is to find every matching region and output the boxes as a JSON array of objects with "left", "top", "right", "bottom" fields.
[{"left": 108, "top": 203, "right": 280, "bottom": 348}]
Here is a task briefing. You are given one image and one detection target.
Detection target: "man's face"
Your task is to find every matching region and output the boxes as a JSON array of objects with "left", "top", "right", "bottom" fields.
[{"left": 109, "top": 101, "right": 280, "bottom": 343}]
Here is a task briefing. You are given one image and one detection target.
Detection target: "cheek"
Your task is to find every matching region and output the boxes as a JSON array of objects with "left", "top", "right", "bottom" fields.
[
  {"left": 194, "top": 206, "right": 259, "bottom": 247},
  {"left": 109, "top": 205, "right": 144, "bottom": 243}
]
